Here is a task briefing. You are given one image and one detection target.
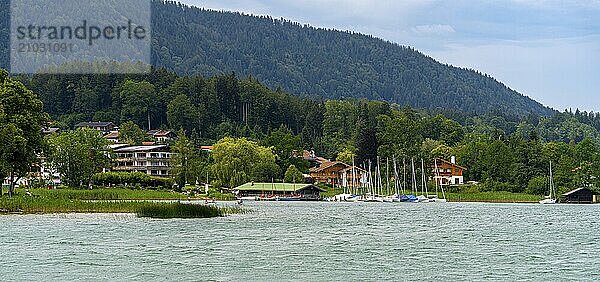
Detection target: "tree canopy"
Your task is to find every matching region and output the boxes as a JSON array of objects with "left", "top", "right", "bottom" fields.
[{"left": 0, "top": 69, "right": 48, "bottom": 195}]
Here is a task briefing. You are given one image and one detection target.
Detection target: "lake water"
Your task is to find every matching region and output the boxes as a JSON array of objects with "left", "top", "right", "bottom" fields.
[{"left": 1, "top": 202, "right": 600, "bottom": 281}]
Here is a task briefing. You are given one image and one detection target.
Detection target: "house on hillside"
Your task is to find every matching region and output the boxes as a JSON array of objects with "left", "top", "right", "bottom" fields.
[
  {"left": 75, "top": 122, "right": 116, "bottom": 133},
  {"left": 200, "top": 145, "right": 214, "bottom": 152},
  {"left": 147, "top": 130, "right": 177, "bottom": 143},
  {"left": 309, "top": 161, "right": 365, "bottom": 187},
  {"left": 302, "top": 150, "right": 330, "bottom": 166},
  {"left": 234, "top": 182, "right": 326, "bottom": 200},
  {"left": 111, "top": 144, "right": 172, "bottom": 177},
  {"left": 432, "top": 157, "right": 466, "bottom": 185},
  {"left": 42, "top": 127, "right": 61, "bottom": 135},
  {"left": 104, "top": 131, "right": 120, "bottom": 143}
]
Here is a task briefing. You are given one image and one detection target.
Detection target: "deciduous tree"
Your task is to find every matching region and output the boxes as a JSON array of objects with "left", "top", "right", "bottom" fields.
[{"left": 0, "top": 69, "right": 48, "bottom": 196}]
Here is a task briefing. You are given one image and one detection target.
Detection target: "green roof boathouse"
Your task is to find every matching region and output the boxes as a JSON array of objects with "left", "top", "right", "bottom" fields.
[{"left": 234, "top": 182, "right": 325, "bottom": 201}]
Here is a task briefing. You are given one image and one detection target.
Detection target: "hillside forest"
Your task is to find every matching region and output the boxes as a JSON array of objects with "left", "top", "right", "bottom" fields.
[{"left": 5, "top": 68, "right": 600, "bottom": 194}]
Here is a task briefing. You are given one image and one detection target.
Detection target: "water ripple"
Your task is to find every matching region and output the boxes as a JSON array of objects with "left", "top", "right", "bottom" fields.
[{"left": 1, "top": 203, "right": 600, "bottom": 281}]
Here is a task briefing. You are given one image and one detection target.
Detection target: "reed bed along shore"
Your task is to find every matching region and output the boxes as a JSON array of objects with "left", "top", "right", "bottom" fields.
[
  {"left": 0, "top": 194, "right": 246, "bottom": 218},
  {"left": 446, "top": 191, "right": 540, "bottom": 203},
  {"left": 137, "top": 203, "right": 246, "bottom": 219},
  {"left": 29, "top": 188, "right": 189, "bottom": 201}
]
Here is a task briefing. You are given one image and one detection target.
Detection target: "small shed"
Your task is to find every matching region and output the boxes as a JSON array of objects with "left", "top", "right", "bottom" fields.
[{"left": 562, "top": 188, "right": 599, "bottom": 204}]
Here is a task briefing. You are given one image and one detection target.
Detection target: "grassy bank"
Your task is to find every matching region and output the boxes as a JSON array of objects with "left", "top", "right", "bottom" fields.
[
  {"left": 0, "top": 190, "right": 245, "bottom": 218},
  {"left": 446, "top": 191, "right": 540, "bottom": 203},
  {"left": 8, "top": 188, "right": 237, "bottom": 201},
  {"left": 29, "top": 188, "right": 188, "bottom": 200}
]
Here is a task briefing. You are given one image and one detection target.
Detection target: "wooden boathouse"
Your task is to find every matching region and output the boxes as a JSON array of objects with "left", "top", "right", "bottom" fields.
[
  {"left": 234, "top": 182, "right": 326, "bottom": 200},
  {"left": 562, "top": 188, "right": 599, "bottom": 204}
]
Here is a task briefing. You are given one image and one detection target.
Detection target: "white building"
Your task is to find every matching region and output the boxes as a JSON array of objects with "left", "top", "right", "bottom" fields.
[{"left": 111, "top": 144, "right": 172, "bottom": 177}]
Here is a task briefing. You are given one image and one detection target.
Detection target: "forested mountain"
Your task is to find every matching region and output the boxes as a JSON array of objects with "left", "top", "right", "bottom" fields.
[
  {"left": 0, "top": 0, "right": 554, "bottom": 116},
  {"left": 150, "top": 1, "right": 554, "bottom": 116}
]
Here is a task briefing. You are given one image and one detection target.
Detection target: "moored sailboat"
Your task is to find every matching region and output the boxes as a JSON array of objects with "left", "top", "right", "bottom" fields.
[{"left": 539, "top": 161, "right": 557, "bottom": 204}]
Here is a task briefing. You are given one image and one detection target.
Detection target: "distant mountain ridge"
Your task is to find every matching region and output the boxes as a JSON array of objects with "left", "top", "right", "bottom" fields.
[
  {"left": 149, "top": 1, "right": 554, "bottom": 116},
  {"left": 0, "top": 0, "right": 555, "bottom": 116}
]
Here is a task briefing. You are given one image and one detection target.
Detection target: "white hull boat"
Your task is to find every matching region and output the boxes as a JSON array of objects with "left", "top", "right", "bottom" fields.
[
  {"left": 539, "top": 197, "right": 556, "bottom": 204},
  {"left": 416, "top": 195, "right": 429, "bottom": 203}
]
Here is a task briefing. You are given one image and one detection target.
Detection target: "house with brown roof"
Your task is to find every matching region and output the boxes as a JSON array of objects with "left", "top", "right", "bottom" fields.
[
  {"left": 147, "top": 130, "right": 177, "bottom": 143},
  {"left": 301, "top": 150, "right": 330, "bottom": 166},
  {"left": 104, "top": 131, "right": 120, "bottom": 143},
  {"left": 432, "top": 157, "right": 467, "bottom": 185},
  {"left": 309, "top": 161, "right": 365, "bottom": 187},
  {"left": 75, "top": 121, "right": 116, "bottom": 133}
]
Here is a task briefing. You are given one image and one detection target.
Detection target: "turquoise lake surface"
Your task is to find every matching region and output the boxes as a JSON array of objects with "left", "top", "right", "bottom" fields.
[{"left": 1, "top": 202, "right": 599, "bottom": 281}]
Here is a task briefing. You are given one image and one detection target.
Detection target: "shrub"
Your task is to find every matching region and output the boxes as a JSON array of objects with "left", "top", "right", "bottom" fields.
[{"left": 92, "top": 172, "right": 174, "bottom": 189}]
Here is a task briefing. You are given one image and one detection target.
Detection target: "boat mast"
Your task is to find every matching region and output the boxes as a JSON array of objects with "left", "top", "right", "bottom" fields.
[
  {"left": 393, "top": 157, "right": 399, "bottom": 196},
  {"left": 435, "top": 159, "right": 446, "bottom": 200},
  {"left": 434, "top": 159, "right": 439, "bottom": 197},
  {"left": 549, "top": 160, "right": 555, "bottom": 199},
  {"left": 352, "top": 157, "right": 356, "bottom": 195},
  {"left": 403, "top": 158, "right": 407, "bottom": 195},
  {"left": 411, "top": 158, "right": 417, "bottom": 194},
  {"left": 368, "top": 161, "right": 373, "bottom": 196},
  {"left": 377, "top": 156, "right": 382, "bottom": 196},
  {"left": 386, "top": 158, "right": 390, "bottom": 196},
  {"left": 421, "top": 159, "right": 428, "bottom": 197}
]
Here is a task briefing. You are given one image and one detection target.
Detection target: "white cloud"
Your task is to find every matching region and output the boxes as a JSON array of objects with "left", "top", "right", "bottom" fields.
[
  {"left": 430, "top": 36, "right": 600, "bottom": 111},
  {"left": 411, "top": 24, "right": 456, "bottom": 36}
]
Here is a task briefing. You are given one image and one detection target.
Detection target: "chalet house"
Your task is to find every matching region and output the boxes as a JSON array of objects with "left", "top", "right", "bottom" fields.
[
  {"left": 309, "top": 161, "right": 366, "bottom": 187},
  {"left": 147, "top": 130, "right": 177, "bottom": 143},
  {"left": 75, "top": 122, "right": 116, "bottom": 133},
  {"left": 110, "top": 144, "right": 172, "bottom": 177},
  {"left": 302, "top": 150, "right": 330, "bottom": 166},
  {"left": 42, "top": 127, "right": 60, "bottom": 135},
  {"left": 200, "top": 145, "right": 214, "bottom": 152},
  {"left": 432, "top": 157, "right": 466, "bottom": 185},
  {"left": 104, "top": 131, "right": 120, "bottom": 143}
]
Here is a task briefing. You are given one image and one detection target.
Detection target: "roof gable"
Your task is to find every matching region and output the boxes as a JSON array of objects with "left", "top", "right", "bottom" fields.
[{"left": 434, "top": 158, "right": 467, "bottom": 170}]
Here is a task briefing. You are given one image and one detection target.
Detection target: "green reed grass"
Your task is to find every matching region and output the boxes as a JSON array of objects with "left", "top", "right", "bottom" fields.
[
  {"left": 446, "top": 191, "right": 540, "bottom": 203},
  {"left": 0, "top": 195, "right": 246, "bottom": 218},
  {"left": 27, "top": 188, "right": 187, "bottom": 201},
  {"left": 136, "top": 203, "right": 246, "bottom": 219}
]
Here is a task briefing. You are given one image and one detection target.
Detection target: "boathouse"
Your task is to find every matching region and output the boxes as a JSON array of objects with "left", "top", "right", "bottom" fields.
[
  {"left": 234, "top": 182, "right": 326, "bottom": 200},
  {"left": 562, "top": 188, "right": 599, "bottom": 204}
]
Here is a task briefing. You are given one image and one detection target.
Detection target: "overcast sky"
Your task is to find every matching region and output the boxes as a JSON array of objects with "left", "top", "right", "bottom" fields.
[{"left": 181, "top": 0, "right": 600, "bottom": 112}]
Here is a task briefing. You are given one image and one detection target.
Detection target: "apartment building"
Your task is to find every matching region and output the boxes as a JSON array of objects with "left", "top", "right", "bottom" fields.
[{"left": 111, "top": 144, "right": 172, "bottom": 177}]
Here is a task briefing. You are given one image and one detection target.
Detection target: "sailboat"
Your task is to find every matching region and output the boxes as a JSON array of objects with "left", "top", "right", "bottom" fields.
[
  {"left": 539, "top": 161, "right": 557, "bottom": 204},
  {"left": 399, "top": 158, "right": 416, "bottom": 202},
  {"left": 429, "top": 159, "right": 448, "bottom": 203},
  {"left": 390, "top": 157, "right": 402, "bottom": 202},
  {"left": 416, "top": 159, "right": 430, "bottom": 203},
  {"left": 383, "top": 158, "right": 395, "bottom": 202},
  {"left": 401, "top": 158, "right": 419, "bottom": 202}
]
